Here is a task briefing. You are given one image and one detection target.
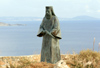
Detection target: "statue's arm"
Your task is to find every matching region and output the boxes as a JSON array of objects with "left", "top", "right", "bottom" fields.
[
  {"left": 50, "top": 16, "right": 62, "bottom": 39},
  {"left": 37, "top": 18, "right": 45, "bottom": 37},
  {"left": 50, "top": 17, "right": 59, "bottom": 35}
]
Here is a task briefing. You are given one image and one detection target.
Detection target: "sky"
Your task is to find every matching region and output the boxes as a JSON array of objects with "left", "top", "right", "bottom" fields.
[{"left": 0, "top": 0, "right": 100, "bottom": 18}]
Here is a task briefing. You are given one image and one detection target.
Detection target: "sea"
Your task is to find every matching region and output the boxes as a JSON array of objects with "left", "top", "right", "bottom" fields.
[{"left": 0, "top": 20, "right": 100, "bottom": 56}]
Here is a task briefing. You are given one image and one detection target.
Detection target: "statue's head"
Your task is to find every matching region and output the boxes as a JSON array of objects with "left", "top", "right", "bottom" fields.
[{"left": 45, "top": 6, "right": 55, "bottom": 19}]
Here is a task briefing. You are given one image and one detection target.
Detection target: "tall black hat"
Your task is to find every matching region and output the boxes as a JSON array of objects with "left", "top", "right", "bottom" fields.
[{"left": 46, "top": 6, "right": 56, "bottom": 16}]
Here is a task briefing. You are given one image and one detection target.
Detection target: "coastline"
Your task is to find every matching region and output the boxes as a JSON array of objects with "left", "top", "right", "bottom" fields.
[{"left": 0, "top": 22, "right": 26, "bottom": 26}]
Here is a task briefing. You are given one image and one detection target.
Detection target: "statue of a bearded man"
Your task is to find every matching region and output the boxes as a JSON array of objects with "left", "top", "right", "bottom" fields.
[{"left": 37, "top": 6, "right": 62, "bottom": 64}]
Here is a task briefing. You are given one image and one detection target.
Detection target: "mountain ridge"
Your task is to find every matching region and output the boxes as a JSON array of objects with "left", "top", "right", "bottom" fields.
[
  {"left": 0, "top": 16, "right": 100, "bottom": 21},
  {"left": 0, "top": 22, "right": 26, "bottom": 26},
  {"left": 72, "top": 16, "right": 99, "bottom": 20}
]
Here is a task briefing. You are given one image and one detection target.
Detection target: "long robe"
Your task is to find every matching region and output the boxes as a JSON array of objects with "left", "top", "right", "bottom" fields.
[{"left": 37, "top": 16, "right": 62, "bottom": 64}]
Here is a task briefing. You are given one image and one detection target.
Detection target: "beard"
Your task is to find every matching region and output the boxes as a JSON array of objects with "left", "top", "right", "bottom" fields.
[{"left": 46, "top": 14, "right": 52, "bottom": 19}]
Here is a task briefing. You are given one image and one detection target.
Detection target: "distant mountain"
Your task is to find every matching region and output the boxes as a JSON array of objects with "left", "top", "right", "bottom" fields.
[
  {"left": 0, "top": 16, "right": 100, "bottom": 21},
  {"left": 71, "top": 16, "right": 100, "bottom": 20},
  {"left": 0, "top": 22, "right": 26, "bottom": 26},
  {"left": 58, "top": 16, "right": 100, "bottom": 21}
]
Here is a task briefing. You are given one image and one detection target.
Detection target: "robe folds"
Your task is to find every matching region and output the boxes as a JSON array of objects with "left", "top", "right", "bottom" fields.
[{"left": 37, "top": 16, "right": 62, "bottom": 64}]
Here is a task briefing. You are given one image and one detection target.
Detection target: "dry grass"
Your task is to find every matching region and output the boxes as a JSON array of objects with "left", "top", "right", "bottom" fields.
[
  {"left": 63, "top": 49, "right": 100, "bottom": 68},
  {"left": 9, "top": 58, "right": 54, "bottom": 68},
  {"left": 0, "top": 49, "right": 100, "bottom": 68},
  {"left": 0, "top": 55, "right": 55, "bottom": 68}
]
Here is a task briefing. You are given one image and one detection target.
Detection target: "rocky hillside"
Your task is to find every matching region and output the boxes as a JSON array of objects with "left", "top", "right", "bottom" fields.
[{"left": 0, "top": 22, "right": 26, "bottom": 26}]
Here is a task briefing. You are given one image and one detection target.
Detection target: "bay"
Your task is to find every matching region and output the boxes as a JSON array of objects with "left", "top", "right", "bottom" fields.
[{"left": 0, "top": 20, "right": 100, "bottom": 56}]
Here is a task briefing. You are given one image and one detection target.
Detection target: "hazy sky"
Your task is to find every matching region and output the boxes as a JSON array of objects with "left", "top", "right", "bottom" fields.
[{"left": 0, "top": 0, "right": 100, "bottom": 18}]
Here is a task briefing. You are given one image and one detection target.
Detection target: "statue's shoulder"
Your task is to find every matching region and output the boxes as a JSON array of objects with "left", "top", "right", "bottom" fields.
[
  {"left": 43, "top": 17, "right": 45, "bottom": 20},
  {"left": 53, "top": 16, "right": 58, "bottom": 19},
  {"left": 42, "top": 17, "right": 46, "bottom": 21},
  {"left": 53, "top": 16, "right": 59, "bottom": 21},
  {"left": 53, "top": 16, "right": 57, "bottom": 18}
]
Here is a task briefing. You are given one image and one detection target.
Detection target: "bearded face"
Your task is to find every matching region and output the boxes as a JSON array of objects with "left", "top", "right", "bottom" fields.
[{"left": 45, "top": 8, "right": 52, "bottom": 19}]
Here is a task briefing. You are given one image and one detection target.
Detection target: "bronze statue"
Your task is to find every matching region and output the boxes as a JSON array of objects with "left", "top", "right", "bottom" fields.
[{"left": 37, "top": 6, "right": 62, "bottom": 64}]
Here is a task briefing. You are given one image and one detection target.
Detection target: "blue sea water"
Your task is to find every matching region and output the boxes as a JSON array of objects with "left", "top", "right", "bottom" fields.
[{"left": 0, "top": 20, "right": 100, "bottom": 56}]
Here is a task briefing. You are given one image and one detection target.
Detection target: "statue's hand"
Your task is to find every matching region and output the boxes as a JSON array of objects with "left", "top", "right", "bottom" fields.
[
  {"left": 50, "top": 31, "right": 53, "bottom": 35},
  {"left": 50, "top": 30, "right": 57, "bottom": 36}
]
